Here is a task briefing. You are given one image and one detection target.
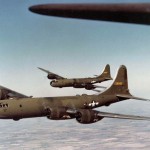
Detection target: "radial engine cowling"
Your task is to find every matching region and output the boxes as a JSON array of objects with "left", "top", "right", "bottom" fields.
[
  {"left": 46, "top": 107, "right": 73, "bottom": 120},
  {"left": 76, "top": 109, "right": 103, "bottom": 124}
]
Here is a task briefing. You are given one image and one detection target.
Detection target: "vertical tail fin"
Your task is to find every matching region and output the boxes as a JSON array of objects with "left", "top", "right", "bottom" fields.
[
  {"left": 101, "top": 65, "right": 131, "bottom": 95},
  {"left": 97, "top": 64, "right": 112, "bottom": 80}
]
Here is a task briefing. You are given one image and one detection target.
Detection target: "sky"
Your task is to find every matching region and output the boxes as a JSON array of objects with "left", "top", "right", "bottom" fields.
[
  {"left": 1, "top": 1, "right": 150, "bottom": 149},
  {"left": 1, "top": 0, "right": 150, "bottom": 102}
]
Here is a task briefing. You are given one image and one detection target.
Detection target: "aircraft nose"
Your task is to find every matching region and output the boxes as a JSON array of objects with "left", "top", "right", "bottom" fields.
[{"left": 50, "top": 81, "right": 55, "bottom": 87}]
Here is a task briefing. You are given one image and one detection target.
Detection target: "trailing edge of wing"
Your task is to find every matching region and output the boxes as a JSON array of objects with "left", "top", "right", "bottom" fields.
[
  {"left": 97, "top": 111, "right": 150, "bottom": 120},
  {"left": 117, "top": 94, "right": 150, "bottom": 102}
]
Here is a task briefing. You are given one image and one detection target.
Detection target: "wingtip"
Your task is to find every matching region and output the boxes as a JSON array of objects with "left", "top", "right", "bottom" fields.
[
  {"left": 37, "top": 67, "right": 42, "bottom": 70},
  {"left": 37, "top": 67, "right": 50, "bottom": 73}
]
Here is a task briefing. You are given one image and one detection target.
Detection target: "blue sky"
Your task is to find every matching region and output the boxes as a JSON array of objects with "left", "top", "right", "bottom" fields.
[{"left": 1, "top": 0, "right": 150, "bottom": 101}]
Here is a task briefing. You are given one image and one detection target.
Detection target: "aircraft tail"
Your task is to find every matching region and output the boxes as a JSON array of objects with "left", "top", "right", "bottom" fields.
[
  {"left": 101, "top": 65, "right": 150, "bottom": 102},
  {"left": 97, "top": 64, "right": 112, "bottom": 80},
  {"left": 101, "top": 65, "right": 131, "bottom": 96}
]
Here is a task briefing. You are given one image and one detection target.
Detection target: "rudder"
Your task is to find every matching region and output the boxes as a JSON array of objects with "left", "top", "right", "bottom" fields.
[
  {"left": 97, "top": 64, "right": 112, "bottom": 80},
  {"left": 101, "top": 65, "right": 131, "bottom": 95}
]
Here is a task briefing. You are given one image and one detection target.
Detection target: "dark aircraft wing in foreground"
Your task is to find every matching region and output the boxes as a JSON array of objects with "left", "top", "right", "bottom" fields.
[
  {"left": 0, "top": 85, "right": 29, "bottom": 100},
  {"left": 29, "top": 3, "right": 150, "bottom": 25}
]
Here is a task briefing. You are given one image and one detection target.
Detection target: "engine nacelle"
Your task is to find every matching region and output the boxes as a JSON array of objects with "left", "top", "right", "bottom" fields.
[
  {"left": 50, "top": 80, "right": 60, "bottom": 87},
  {"left": 47, "top": 74, "right": 57, "bottom": 79},
  {"left": 46, "top": 107, "right": 73, "bottom": 120},
  {"left": 76, "top": 109, "right": 103, "bottom": 124}
]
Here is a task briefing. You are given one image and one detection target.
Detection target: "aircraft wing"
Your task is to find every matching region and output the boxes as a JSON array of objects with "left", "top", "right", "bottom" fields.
[
  {"left": 97, "top": 111, "right": 150, "bottom": 120},
  {"left": 67, "top": 109, "right": 150, "bottom": 121},
  {"left": 38, "top": 67, "right": 65, "bottom": 79},
  {"left": 0, "top": 85, "right": 29, "bottom": 100},
  {"left": 29, "top": 3, "right": 150, "bottom": 25}
]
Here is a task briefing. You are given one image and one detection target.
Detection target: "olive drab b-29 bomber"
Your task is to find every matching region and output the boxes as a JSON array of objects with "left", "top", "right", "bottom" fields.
[
  {"left": 0, "top": 65, "right": 150, "bottom": 124},
  {"left": 38, "top": 64, "right": 112, "bottom": 90}
]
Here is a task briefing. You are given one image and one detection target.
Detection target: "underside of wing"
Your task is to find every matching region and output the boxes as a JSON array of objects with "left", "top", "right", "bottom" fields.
[
  {"left": 0, "top": 85, "right": 29, "bottom": 100},
  {"left": 29, "top": 3, "right": 150, "bottom": 25}
]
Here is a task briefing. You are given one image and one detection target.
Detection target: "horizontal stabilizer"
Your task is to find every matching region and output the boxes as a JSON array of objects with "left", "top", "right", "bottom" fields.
[
  {"left": 93, "top": 85, "right": 106, "bottom": 89},
  {"left": 105, "top": 77, "right": 113, "bottom": 80},
  {"left": 117, "top": 94, "right": 150, "bottom": 102}
]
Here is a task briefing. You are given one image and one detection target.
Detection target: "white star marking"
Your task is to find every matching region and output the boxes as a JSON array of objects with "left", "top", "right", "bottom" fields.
[{"left": 88, "top": 101, "right": 99, "bottom": 107}]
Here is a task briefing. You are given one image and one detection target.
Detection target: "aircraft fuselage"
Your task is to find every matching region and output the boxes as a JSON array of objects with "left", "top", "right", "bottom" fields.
[
  {"left": 51, "top": 77, "right": 108, "bottom": 89},
  {"left": 0, "top": 94, "right": 118, "bottom": 120}
]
